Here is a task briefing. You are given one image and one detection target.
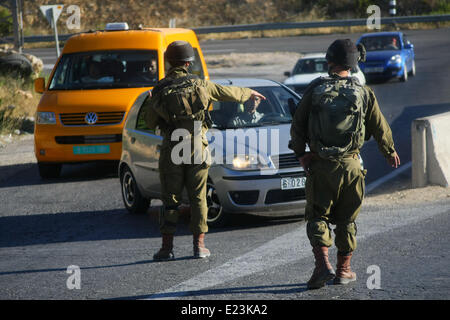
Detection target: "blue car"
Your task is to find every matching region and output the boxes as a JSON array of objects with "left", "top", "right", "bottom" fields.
[{"left": 357, "top": 31, "right": 416, "bottom": 82}]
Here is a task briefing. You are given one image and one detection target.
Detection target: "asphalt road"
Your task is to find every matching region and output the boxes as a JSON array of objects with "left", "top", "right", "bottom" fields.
[{"left": 0, "top": 28, "right": 448, "bottom": 302}]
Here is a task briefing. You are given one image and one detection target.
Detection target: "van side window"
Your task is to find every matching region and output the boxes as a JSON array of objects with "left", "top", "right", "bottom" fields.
[{"left": 49, "top": 56, "right": 70, "bottom": 89}]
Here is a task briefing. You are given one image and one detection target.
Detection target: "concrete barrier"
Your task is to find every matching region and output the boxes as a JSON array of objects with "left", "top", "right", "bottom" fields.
[{"left": 411, "top": 111, "right": 450, "bottom": 188}]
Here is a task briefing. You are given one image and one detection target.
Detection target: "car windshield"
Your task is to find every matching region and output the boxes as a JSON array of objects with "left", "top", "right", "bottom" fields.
[
  {"left": 293, "top": 58, "right": 328, "bottom": 75},
  {"left": 360, "top": 35, "right": 401, "bottom": 51},
  {"left": 49, "top": 50, "right": 158, "bottom": 90},
  {"left": 210, "top": 85, "right": 300, "bottom": 129}
]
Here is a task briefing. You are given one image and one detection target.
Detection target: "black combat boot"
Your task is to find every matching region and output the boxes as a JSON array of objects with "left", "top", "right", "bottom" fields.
[
  {"left": 193, "top": 233, "right": 210, "bottom": 258},
  {"left": 333, "top": 252, "right": 357, "bottom": 285},
  {"left": 153, "top": 234, "right": 175, "bottom": 261},
  {"left": 307, "top": 246, "right": 336, "bottom": 289}
]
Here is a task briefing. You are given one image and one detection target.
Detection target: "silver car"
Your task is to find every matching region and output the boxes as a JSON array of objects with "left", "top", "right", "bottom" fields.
[{"left": 119, "top": 78, "right": 306, "bottom": 227}]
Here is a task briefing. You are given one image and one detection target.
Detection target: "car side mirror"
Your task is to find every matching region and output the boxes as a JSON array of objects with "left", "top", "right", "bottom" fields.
[
  {"left": 404, "top": 43, "right": 413, "bottom": 50},
  {"left": 288, "top": 98, "right": 297, "bottom": 117},
  {"left": 34, "top": 77, "right": 45, "bottom": 93},
  {"left": 284, "top": 71, "right": 291, "bottom": 77}
]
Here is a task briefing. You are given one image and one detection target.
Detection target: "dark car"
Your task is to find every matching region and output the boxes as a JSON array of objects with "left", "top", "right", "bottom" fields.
[{"left": 357, "top": 31, "right": 416, "bottom": 82}]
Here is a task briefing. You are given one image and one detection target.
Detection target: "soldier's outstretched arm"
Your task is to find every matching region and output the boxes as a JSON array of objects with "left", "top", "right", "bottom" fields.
[
  {"left": 203, "top": 80, "right": 265, "bottom": 103},
  {"left": 364, "top": 87, "right": 400, "bottom": 168}
]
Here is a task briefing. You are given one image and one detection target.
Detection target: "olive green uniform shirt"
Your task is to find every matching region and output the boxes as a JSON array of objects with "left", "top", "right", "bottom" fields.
[
  {"left": 290, "top": 76, "right": 396, "bottom": 159},
  {"left": 143, "top": 66, "right": 252, "bottom": 140}
]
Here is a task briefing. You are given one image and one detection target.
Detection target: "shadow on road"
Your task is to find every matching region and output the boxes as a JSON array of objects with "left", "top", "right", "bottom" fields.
[
  {"left": 111, "top": 282, "right": 309, "bottom": 300},
  {"left": 0, "top": 205, "right": 303, "bottom": 248},
  {"left": 0, "top": 161, "right": 119, "bottom": 189}
]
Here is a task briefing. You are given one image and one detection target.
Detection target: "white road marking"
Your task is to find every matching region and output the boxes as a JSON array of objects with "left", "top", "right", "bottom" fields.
[
  {"left": 146, "top": 198, "right": 448, "bottom": 299},
  {"left": 203, "top": 49, "right": 236, "bottom": 54},
  {"left": 366, "top": 161, "right": 412, "bottom": 194}
]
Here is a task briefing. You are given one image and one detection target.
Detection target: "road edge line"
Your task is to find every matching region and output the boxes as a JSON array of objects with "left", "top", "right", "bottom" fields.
[{"left": 366, "top": 161, "right": 412, "bottom": 194}]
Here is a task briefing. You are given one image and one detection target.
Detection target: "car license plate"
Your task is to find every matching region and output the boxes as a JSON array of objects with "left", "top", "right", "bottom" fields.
[
  {"left": 281, "top": 177, "right": 306, "bottom": 190},
  {"left": 365, "top": 67, "right": 384, "bottom": 73},
  {"left": 73, "top": 145, "right": 110, "bottom": 155}
]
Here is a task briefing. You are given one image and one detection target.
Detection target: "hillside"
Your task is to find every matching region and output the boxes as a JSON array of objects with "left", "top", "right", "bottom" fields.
[{"left": 20, "top": 0, "right": 450, "bottom": 36}]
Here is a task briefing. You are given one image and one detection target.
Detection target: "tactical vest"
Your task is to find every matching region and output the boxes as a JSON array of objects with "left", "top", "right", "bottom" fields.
[
  {"left": 152, "top": 75, "right": 211, "bottom": 136},
  {"left": 308, "top": 77, "right": 368, "bottom": 159}
]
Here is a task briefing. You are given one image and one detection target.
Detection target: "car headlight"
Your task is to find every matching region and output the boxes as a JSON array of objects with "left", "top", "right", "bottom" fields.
[
  {"left": 36, "top": 112, "right": 56, "bottom": 124},
  {"left": 388, "top": 55, "right": 402, "bottom": 65},
  {"left": 224, "top": 154, "right": 270, "bottom": 171}
]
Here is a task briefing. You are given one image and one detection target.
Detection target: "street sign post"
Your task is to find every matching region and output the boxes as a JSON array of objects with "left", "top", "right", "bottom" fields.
[{"left": 39, "top": 4, "right": 64, "bottom": 57}]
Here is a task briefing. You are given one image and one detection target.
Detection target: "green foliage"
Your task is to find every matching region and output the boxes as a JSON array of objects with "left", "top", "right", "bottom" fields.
[{"left": 0, "top": 6, "right": 12, "bottom": 36}]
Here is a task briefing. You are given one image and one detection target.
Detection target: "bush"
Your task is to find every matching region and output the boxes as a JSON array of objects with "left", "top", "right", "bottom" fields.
[{"left": 0, "top": 6, "right": 12, "bottom": 37}]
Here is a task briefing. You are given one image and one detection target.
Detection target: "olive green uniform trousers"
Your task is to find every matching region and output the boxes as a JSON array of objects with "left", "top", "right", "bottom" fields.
[
  {"left": 158, "top": 146, "right": 210, "bottom": 235},
  {"left": 305, "top": 155, "right": 365, "bottom": 253}
]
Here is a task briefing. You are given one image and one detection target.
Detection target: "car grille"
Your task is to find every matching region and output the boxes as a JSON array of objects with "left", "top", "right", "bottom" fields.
[
  {"left": 265, "top": 189, "right": 306, "bottom": 205},
  {"left": 59, "top": 112, "right": 125, "bottom": 126},
  {"left": 270, "top": 153, "right": 300, "bottom": 169},
  {"left": 55, "top": 134, "right": 122, "bottom": 144}
]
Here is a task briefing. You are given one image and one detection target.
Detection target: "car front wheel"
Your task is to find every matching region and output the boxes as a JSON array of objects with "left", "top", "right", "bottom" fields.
[
  {"left": 400, "top": 63, "right": 408, "bottom": 82},
  {"left": 409, "top": 60, "right": 416, "bottom": 77},
  {"left": 206, "top": 181, "right": 229, "bottom": 227},
  {"left": 120, "top": 166, "right": 150, "bottom": 214}
]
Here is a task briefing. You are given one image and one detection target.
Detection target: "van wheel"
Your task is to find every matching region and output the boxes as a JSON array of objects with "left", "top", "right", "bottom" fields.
[
  {"left": 121, "top": 166, "right": 150, "bottom": 214},
  {"left": 38, "top": 163, "right": 62, "bottom": 179},
  {"left": 206, "top": 181, "right": 229, "bottom": 227}
]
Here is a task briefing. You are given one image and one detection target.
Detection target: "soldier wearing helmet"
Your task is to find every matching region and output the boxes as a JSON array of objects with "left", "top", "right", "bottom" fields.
[
  {"left": 290, "top": 39, "right": 400, "bottom": 289},
  {"left": 143, "top": 41, "right": 265, "bottom": 261}
]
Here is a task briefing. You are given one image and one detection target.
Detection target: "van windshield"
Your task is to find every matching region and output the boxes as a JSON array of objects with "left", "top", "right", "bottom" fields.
[
  {"left": 210, "top": 85, "right": 300, "bottom": 129},
  {"left": 49, "top": 50, "right": 158, "bottom": 90}
]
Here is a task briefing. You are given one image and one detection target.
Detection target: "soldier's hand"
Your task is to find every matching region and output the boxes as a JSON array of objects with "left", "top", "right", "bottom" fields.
[
  {"left": 299, "top": 152, "right": 315, "bottom": 175},
  {"left": 387, "top": 151, "right": 401, "bottom": 168},
  {"left": 250, "top": 90, "right": 266, "bottom": 101}
]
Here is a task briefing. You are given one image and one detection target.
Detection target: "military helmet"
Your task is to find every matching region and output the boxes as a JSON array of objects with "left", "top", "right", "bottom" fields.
[
  {"left": 165, "top": 40, "right": 195, "bottom": 63},
  {"left": 325, "top": 39, "right": 360, "bottom": 69}
]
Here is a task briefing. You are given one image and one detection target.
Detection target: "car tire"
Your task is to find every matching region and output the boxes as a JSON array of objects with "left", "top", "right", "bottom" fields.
[
  {"left": 206, "top": 181, "right": 229, "bottom": 228},
  {"left": 120, "top": 166, "right": 150, "bottom": 214},
  {"left": 400, "top": 63, "right": 408, "bottom": 82},
  {"left": 0, "top": 53, "right": 33, "bottom": 77},
  {"left": 38, "top": 163, "right": 62, "bottom": 179},
  {"left": 409, "top": 60, "right": 416, "bottom": 77}
]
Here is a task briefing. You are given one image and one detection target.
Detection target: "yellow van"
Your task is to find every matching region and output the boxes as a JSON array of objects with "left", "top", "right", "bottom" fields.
[{"left": 34, "top": 23, "right": 209, "bottom": 178}]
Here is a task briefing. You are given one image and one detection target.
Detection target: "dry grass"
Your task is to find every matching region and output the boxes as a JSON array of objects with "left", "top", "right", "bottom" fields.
[{"left": 0, "top": 75, "right": 40, "bottom": 134}]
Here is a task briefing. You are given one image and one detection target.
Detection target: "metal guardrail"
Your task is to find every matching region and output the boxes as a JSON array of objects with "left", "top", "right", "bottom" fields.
[
  {"left": 3, "top": 14, "right": 450, "bottom": 43},
  {"left": 193, "top": 14, "right": 450, "bottom": 34}
]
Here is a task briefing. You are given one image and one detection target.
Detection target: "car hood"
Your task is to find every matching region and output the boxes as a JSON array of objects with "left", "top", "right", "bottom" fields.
[
  {"left": 37, "top": 88, "right": 149, "bottom": 113},
  {"left": 284, "top": 73, "right": 327, "bottom": 85},
  {"left": 365, "top": 50, "right": 401, "bottom": 61},
  {"left": 206, "top": 123, "right": 295, "bottom": 165}
]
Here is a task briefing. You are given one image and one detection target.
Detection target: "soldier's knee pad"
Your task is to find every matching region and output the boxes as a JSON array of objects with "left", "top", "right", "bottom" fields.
[
  {"left": 334, "top": 222, "right": 357, "bottom": 252},
  {"left": 159, "top": 206, "right": 179, "bottom": 232},
  {"left": 306, "top": 220, "right": 333, "bottom": 247}
]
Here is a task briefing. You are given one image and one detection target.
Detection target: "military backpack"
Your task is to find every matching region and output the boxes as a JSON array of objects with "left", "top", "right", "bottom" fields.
[
  {"left": 307, "top": 77, "right": 368, "bottom": 159},
  {"left": 151, "top": 74, "right": 211, "bottom": 135}
]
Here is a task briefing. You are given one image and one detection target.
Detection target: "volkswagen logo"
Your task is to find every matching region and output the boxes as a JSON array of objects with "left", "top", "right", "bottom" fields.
[{"left": 85, "top": 112, "right": 98, "bottom": 125}]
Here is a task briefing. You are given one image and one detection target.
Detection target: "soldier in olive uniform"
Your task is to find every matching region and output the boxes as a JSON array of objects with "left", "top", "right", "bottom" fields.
[
  {"left": 143, "top": 41, "right": 265, "bottom": 261},
  {"left": 289, "top": 39, "right": 400, "bottom": 289}
]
